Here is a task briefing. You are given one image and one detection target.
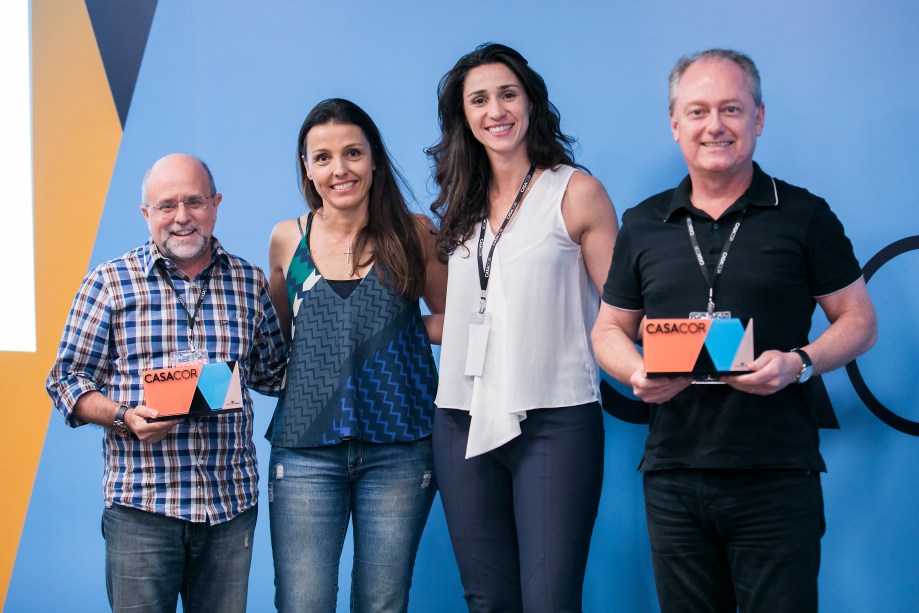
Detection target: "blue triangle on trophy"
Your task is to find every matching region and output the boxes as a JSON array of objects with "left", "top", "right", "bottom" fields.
[
  {"left": 197, "top": 362, "right": 232, "bottom": 410},
  {"left": 704, "top": 319, "right": 747, "bottom": 371}
]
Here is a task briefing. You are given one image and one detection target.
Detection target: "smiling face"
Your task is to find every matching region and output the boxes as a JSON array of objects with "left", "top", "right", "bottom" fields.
[
  {"left": 302, "top": 122, "right": 374, "bottom": 214},
  {"left": 462, "top": 62, "right": 531, "bottom": 161},
  {"left": 670, "top": 58, "right": 764, "bottom": 182},
  {"left": 141, "top": 153, "right": 220, "bottom": 276}
]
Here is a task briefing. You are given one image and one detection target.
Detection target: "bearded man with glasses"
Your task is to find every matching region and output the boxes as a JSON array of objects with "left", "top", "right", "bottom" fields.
[{"left": 47, "top": 153, "right": 287, "bottom": 612}]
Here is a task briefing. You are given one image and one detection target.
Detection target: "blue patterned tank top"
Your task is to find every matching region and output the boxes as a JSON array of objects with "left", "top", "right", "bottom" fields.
[{"left": 267, "top": 213, "right": 438, "bottom": 447}]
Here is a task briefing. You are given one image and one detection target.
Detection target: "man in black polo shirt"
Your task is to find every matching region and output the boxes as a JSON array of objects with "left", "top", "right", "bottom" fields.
[{"left": 592, "top": 49, "right": 877, "bottom": 612}]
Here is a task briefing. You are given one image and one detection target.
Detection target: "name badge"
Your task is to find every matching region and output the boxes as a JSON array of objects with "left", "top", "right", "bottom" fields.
[
  {"left": 689, "top": 311, "right": 732, "bottom": 320},
  {"left": 170, "top": 348, "right": 209, "bottom": 367},
  {"left": 465, "top": 312, "right": 492, "bottom": 377}
]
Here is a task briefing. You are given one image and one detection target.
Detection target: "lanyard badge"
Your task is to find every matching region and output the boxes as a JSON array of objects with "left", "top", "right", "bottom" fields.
[
  {"left": 169, "top": 347, "right": 209, "bottom": 367},
  {"left": 465, "top": 164, "right": 536, "bottom": 378},
  {"left": 685, "top": 176, "right": 778, "bottom": 320},
  {"left": 157, "top": 261, "right": 213, "bottom": 365},
  {"left": 464, "top": 312, "right": 492, "bottom": 377},
  {"left": 685, "top": 210, "right": 744, "bottom": 320}
]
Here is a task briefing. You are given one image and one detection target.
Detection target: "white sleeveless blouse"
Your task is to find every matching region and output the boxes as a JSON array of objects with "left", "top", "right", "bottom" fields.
[{"left": 436, "top": 165, "right": 600, "bottom": 457}]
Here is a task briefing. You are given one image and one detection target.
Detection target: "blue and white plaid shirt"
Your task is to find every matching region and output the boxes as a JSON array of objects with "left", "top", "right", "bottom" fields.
[{"left": 47, "top": 238, "right": 287, "bottom": 524}]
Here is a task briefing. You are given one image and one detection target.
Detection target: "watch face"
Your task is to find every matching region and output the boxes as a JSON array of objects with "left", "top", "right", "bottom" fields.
[
  {"left": 798, "top": 365, "right": 813, "bottom": 384},
  {"left": 792, "top": 349, "right": 813, "bottom": 384}
]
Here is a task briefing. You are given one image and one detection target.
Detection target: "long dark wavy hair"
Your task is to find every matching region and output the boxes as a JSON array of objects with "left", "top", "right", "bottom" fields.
[
  {"left": 297, "top": 98, "right": 426, "bottom": 299},
  {"left": 426, "top": 43, "right": 583, "bottom": 262}
]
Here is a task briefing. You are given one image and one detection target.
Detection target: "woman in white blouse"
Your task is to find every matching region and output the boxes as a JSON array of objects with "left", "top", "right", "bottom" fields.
[{"left": 427, "top": 43, "right": 619, "bottom": 612}]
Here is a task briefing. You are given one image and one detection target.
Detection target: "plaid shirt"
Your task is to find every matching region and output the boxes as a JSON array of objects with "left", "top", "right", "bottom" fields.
[{"left": 47, "top": 238, "right": 287, "bottom": 524}]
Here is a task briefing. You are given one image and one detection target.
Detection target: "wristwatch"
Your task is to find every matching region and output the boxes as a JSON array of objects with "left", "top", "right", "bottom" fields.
[
  {"left": 114, "top": 405, "right": 133, "bottom": 438},
  {"left": 790, "top": 348, "right": 813, "bottom": 384}
]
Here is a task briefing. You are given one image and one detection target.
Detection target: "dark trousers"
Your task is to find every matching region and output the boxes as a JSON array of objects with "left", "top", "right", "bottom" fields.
[
  {"left": 433, "top": 403, "right": 604, "bottom": 613},
  {"left": 643, "top": 469, "right": 825, "bottom": 613}
]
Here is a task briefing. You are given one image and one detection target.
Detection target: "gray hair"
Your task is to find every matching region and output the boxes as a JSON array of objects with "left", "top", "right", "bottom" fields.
[
  {"left": 668, "top": 49, "right": 762, "bottom": 112},
  {"left": 141, "top": 154, "right": 217, "bottom": 204}
]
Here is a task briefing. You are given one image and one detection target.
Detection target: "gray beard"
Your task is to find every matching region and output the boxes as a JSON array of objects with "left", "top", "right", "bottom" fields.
[{"left": 161, "top": 231, "right": 211, "bottom": 263}]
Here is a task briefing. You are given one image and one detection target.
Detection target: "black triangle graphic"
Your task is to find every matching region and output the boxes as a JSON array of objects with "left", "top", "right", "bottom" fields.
[
  {"left": 693, "top": 347, "right": 716, "bottom": 373},
  {"left": 84, "top": 0, "right": 159, "bottom": 128},
  {"left": 189, "top": 386, "right": 213, "bottom": 414}
]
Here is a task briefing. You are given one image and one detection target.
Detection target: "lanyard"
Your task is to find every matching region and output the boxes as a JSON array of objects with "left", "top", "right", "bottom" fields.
[
  {"left": 476, "top": 164, "right": 536, "bottom": 313},
  {"left": 685, "top": 208, "right": 746, "bottom": 316},
  {"left": 156, "top": 262, "right": 213, "bottom": 350}
]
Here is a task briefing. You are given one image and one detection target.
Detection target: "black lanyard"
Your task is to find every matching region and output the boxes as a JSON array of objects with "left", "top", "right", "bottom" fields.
[
  {"left": 476, "top": 164, "right": 536, "bottom": 313},
  {"left": 685, "top": 208, "right": 746, "bottom": 315},
  {"left": 156, "top": 262, "right": 213, "bottom": 349}
]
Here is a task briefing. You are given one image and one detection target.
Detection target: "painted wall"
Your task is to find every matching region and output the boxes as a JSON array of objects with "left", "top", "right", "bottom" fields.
[{"left": 6, "top": 1, "right": 917, "bottom": 610}]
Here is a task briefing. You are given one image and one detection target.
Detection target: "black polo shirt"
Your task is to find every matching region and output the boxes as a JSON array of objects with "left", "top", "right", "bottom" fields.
[{"left": 603, "top": 163, "right": 862, "bottom": 471}]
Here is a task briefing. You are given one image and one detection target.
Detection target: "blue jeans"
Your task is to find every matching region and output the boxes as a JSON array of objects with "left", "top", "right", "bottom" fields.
[
  {"left": 268, "top": 439, "right": 436, "bottom": 613},
  {"left": 433, "top": 403, "right": 605, "bottom": 613},
  {"left": 643, "top": 469, "right": 825, "bottom": 613},
  {"left": 102, "top": 503, "right": 257, "bottom": 613}
]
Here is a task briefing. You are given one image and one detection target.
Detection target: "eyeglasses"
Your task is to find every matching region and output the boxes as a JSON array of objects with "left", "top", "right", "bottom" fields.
[{"left": 146, "top": 195, "right": 213, "bottom": 214}]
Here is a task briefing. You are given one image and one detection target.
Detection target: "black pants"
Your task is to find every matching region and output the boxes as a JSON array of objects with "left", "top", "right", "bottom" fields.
[
  {"left": 432, "top": 403, "right": 604, "bottom": 613},
  {"left": 643, "top": 469, "right": 825, "bottom": 613}
]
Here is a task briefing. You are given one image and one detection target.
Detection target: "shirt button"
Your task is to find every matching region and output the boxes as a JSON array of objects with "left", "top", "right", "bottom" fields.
[{"left": 713, "top": 223, "right": 721, "bottom": 230}]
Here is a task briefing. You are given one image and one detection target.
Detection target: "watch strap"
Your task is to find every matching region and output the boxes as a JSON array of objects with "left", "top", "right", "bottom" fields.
[
  {"left": 114, "top": 405, "right": 132, "bottom": 438},
  {"left": 790, "top": 348, "right": 813, "bottom": 382}
]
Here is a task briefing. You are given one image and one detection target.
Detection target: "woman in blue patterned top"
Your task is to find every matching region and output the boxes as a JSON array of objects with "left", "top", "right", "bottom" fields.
[{"left": 266, "top": 98, "right": 447, "bottom": 612}]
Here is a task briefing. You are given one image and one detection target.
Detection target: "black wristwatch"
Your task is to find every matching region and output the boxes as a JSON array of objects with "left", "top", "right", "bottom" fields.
[
  {"left": 114, "top": 405, "right": 133, "bottom": 438},
  {"left": 790, "top": 348, "right": 813, "bottom": 384}
]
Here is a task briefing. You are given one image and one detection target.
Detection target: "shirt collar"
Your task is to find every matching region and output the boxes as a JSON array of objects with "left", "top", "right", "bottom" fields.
[
  {"left": 664, "top": 162, "right": 778, "bottom": 222},
  {"left": 141, "top": 237, "right": 227, "bottom": 277}
]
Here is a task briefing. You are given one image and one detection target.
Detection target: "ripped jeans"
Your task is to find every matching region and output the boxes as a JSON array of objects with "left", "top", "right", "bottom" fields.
[{"left": 268, "top": 439, "right": 436, "bottom": 613}]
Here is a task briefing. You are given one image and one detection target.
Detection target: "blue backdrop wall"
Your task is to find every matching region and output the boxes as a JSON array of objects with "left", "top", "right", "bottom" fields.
[{"left": 10, "top": 1, "right": 918, "bottom": 611}]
